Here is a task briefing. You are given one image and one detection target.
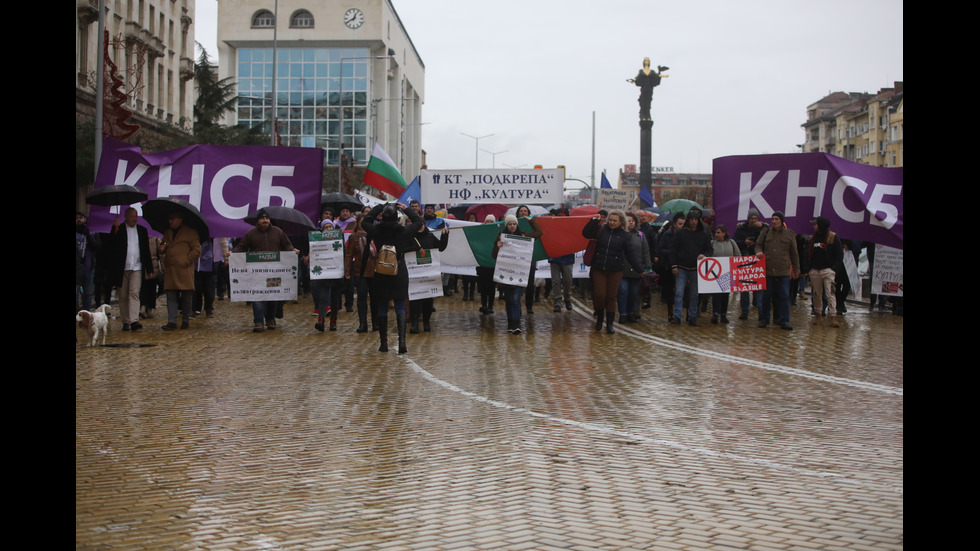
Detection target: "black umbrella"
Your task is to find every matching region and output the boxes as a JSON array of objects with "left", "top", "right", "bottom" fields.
[
  {"left": 245, "top": 205, "right": 317, "bottom": 236},
  {"left": 142, "top": 197, "right": 210, "bottom": 241},
  {"left": 85, "top": 185, "right": 148, "bottom": 207},
  {"left": 320, "top": 192, "right": 363, "bottom": 215}
]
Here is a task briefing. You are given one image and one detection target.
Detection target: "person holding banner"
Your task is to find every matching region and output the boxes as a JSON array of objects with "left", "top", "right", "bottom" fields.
[
  {"left": 755, "top": 212, "right": 801, "bottom": 330},
  {"left": 582, "top": 210, "right": 643, "bottom": 333},
  {"left": 492, "top": 214, "right": 543, "bottom": 335},
  {"left": 733, "top": 210, "right": 768, "bottom": 320},
  {"left": 408, "top": 223, "right": 450, "bottom": 334},
  {"left": 710, "top": 225, "right": 740, "bottom": 324},
  {"left": 307, "top": 220, "right": 345, "bottom": 332},
  {"left": 362, "top": 203, "right": 424, "bottom": 353},
  {"left": 478, "top": 215, "right": 498, "bottom": 316},
  {"left": 515, "top": 205, "right": 542, "bottom": 314},
  {"left": 669, "top": 210, "right": 714, "bottom": 326},
  {"left": 229, "top": 209, "right": 298, "bottom": 333}
]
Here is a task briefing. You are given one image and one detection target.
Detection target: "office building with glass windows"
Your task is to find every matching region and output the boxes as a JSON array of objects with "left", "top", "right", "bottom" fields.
[{"left": 217, "top": 1, "right": 424, "bottom": 184}]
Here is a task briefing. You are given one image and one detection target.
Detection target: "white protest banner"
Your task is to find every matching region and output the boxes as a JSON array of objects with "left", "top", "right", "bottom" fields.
[
  {"left": 871, "top": 244, "right": 903, "bottom": 296},
  {"left": 308, "top": 229, "right": 345, "bottom": 280},
  {"left": 843, "top": 250, "right": 860, "bottom": 298},
  {"left": 697, "top": 255, "right": 767, "bottom": 294},
  {"left": 407, "top": 249, "right": 444, "bottom": 300},
  {"left": 537, "top": 254, "right": 589, "bottom": 279},
  {"left": 421, "top": 169, "right": 564, "bottom": 204},
  {"left": 493, "top": 234, "right": 535, "bottom": 287},
  {"left": 354, "top": 189, "right": 385, "bottom": 209},
  {"left": 598, "top": 189, "right": 632, "bottom": 211},
  {"left": 229, "top": 251, "right": 299, "bottom": 302}
]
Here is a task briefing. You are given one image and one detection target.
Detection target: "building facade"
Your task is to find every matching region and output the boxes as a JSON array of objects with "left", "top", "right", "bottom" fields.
[
  {"left": 801, "top": 83, "right": 903, "bottom": 168},
  {"left": 76, "top": 0, "right": 197, "bottom": 136},
  {"left": 217, "top": 0, "right": 425, "bottom": 184},
  {"left": 618, "top": 166, "right": 712, "bottom": 208}
]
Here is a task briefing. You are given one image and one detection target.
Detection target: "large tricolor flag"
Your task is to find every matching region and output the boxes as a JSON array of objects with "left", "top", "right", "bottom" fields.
[
  {"left": 363, "top": 142, "right": 407, "bottom": 198},
  {"left": 440, "top": 216, "right": 594, "bottom": 267}
]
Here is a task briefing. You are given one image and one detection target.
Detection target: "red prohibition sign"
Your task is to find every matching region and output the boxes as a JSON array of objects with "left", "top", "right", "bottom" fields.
[{"left": 700, "top": 258, "right": 722, "bottom": 281}]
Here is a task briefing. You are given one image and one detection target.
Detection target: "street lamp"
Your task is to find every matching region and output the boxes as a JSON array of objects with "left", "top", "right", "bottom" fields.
[
  {"left": 480, "top": 148, "right": 508, "bottom": 169},
  {"left": 460, "top": 132, "right": 494, "bottom": 169}
]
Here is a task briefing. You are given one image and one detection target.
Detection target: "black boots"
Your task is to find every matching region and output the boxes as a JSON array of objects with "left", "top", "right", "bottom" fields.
[
  {"left": 396, "top": 313, "right": 408, "bottom": 354},
  {"left": 595, "top": 309, "right": 604, "bottom": 331},
  {"left": 606, "top": 311, "right": 616, "bottom": 334},
  {"left": 377, "top": 315, "right": 388, "bottom": 352}
]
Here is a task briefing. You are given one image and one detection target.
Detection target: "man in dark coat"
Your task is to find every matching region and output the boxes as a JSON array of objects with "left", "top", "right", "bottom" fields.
[
  {"left": 230, "top": 208, "right": 298, "bottom": 333},
  {"left": 107, "top": 207, "right": 154, "bottom": 331},
  {"left": 732, "top": 209, "right": 768, "bottom": 319},
  {"left": 669, "top": 210, "right": 714, "bottom": 326}
]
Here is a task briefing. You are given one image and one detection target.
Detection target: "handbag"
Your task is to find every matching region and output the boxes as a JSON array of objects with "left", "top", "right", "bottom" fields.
[
  {"left": 583, "top": 240, "right": 597, "bottom": 266},
  {"left": 583, "top": 225, "right": 601, "bottom": 267}
]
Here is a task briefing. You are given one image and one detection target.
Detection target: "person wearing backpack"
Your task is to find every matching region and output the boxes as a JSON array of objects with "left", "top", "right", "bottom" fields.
[{"left": 362, "top": 203, "right": 424, "bottom": 353}]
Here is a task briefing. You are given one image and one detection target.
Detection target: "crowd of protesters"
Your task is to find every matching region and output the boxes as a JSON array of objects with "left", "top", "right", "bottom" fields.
[{"left": 77, "top": 202, "right": 901, "bottom": 347}]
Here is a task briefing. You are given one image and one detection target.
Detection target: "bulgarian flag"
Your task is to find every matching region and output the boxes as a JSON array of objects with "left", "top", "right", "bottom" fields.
[
  {"left": 441, "top": 216, "right": 594, "bottom": 267},
  {"left": 363, "top": 142, "right": 407, "bottom": 198}
]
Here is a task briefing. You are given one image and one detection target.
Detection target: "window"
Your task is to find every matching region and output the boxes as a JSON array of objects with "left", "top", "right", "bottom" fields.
[
  {"left": 252, "top": 10, "right": 275, "bottom": 28},
  {"left": 290, "top": 10, "right": 314, "bottom": 28},
  {"left": 236, "top": 47, "right": 371, "bottom": 165}
]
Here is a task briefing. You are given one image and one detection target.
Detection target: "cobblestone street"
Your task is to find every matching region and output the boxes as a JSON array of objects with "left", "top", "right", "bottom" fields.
[{"left": 77, "top": 291, "right": 903, "bottom": 550}]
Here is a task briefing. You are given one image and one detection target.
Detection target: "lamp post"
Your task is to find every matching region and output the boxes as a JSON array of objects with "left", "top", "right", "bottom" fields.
[
  {"left": 460, "top": 132, "right": 493, "bottom": 169},
  {"left": 338, "top": 54, "right": 394, "bottom": 190},
  {"left": 480, "top": 148, "right": 508, "bottom": 169}
]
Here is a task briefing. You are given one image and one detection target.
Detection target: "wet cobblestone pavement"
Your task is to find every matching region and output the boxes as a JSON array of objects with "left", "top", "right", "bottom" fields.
[{"left": 77, "top": 291, "right": 903, "bottom": 550}]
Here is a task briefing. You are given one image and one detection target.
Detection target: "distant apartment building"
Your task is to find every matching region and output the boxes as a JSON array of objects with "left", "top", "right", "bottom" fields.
[
  {"left": 618, "top": 165, "right": 712, "bottom": 208},
  {"left": 801, "top": 83, "right": 903, "bottom": 167}
]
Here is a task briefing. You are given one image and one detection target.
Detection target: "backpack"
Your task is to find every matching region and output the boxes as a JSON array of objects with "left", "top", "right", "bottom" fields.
[{"left": 374, "top": 244, "right": 399, "bottom": 276}]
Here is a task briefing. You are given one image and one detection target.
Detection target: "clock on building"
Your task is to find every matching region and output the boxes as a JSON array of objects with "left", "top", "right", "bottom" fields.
[{"left": 344, "top": 8, "right": 364, "bottom": 29}]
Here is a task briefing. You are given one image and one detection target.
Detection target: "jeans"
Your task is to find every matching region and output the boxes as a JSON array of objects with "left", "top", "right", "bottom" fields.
[
  {"left": 740, "top": 290, "right": 761, "bottom": 316},
  {"left": 252, "top": 301, "right": 277, "bottom": 325},
  {"left": 673, "top": 268, "right": 699, "bottom": 320},
  {"left": 617, "top": 277, "right": 641, "bottom": 317},
  {"left": 761, "top": 276, "right": 791, "bottom": 326},
  {"left": 503, "top": 285, "right": 524, "bottom": 321}
]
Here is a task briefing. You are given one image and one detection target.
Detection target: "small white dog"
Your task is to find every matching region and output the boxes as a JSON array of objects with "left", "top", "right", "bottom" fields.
[{"left": 77, "top": 304, "right": 111, "bottom": 347}]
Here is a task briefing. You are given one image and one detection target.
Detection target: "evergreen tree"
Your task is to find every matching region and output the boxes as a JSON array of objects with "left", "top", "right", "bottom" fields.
[{"left": 191, "top": 43, "right": 266, "bottom": 145}]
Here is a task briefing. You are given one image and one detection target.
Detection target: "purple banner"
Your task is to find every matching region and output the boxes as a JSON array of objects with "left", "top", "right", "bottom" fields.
[
  {"left": 88, "top": 137, "right": 324, "bottom": 237},
  {"left": 713, "top": 153, "right": 903, "bottom": 249}
]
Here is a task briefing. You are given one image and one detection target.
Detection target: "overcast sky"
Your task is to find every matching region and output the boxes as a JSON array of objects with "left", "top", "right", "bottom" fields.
[{"left": 195, "top": 0, "right": 903, "bottom": 188}]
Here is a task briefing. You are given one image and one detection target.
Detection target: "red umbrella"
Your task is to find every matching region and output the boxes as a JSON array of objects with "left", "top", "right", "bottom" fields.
[{"left": 464, "top": 203, "right": 509, "bottom": 222}]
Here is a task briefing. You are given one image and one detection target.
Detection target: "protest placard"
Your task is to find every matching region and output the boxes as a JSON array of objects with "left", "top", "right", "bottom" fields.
[
  {"left": 493, "top": 234, "right": 535, "bottom": 287},
  {"left": 407, "top": 249, "right": 444, "bottom": 300},
  {"left": 308, "top": 229, "right": 345, "bottom": 280},
  {"left": 871, "top": 244, "right": 903, "bottom": 296},
  {"left": 229, "top": 251, "right": 299, "bottom": 302},
  {"left": 697, "top": 255, "right": 767, "bottom": 293}
]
